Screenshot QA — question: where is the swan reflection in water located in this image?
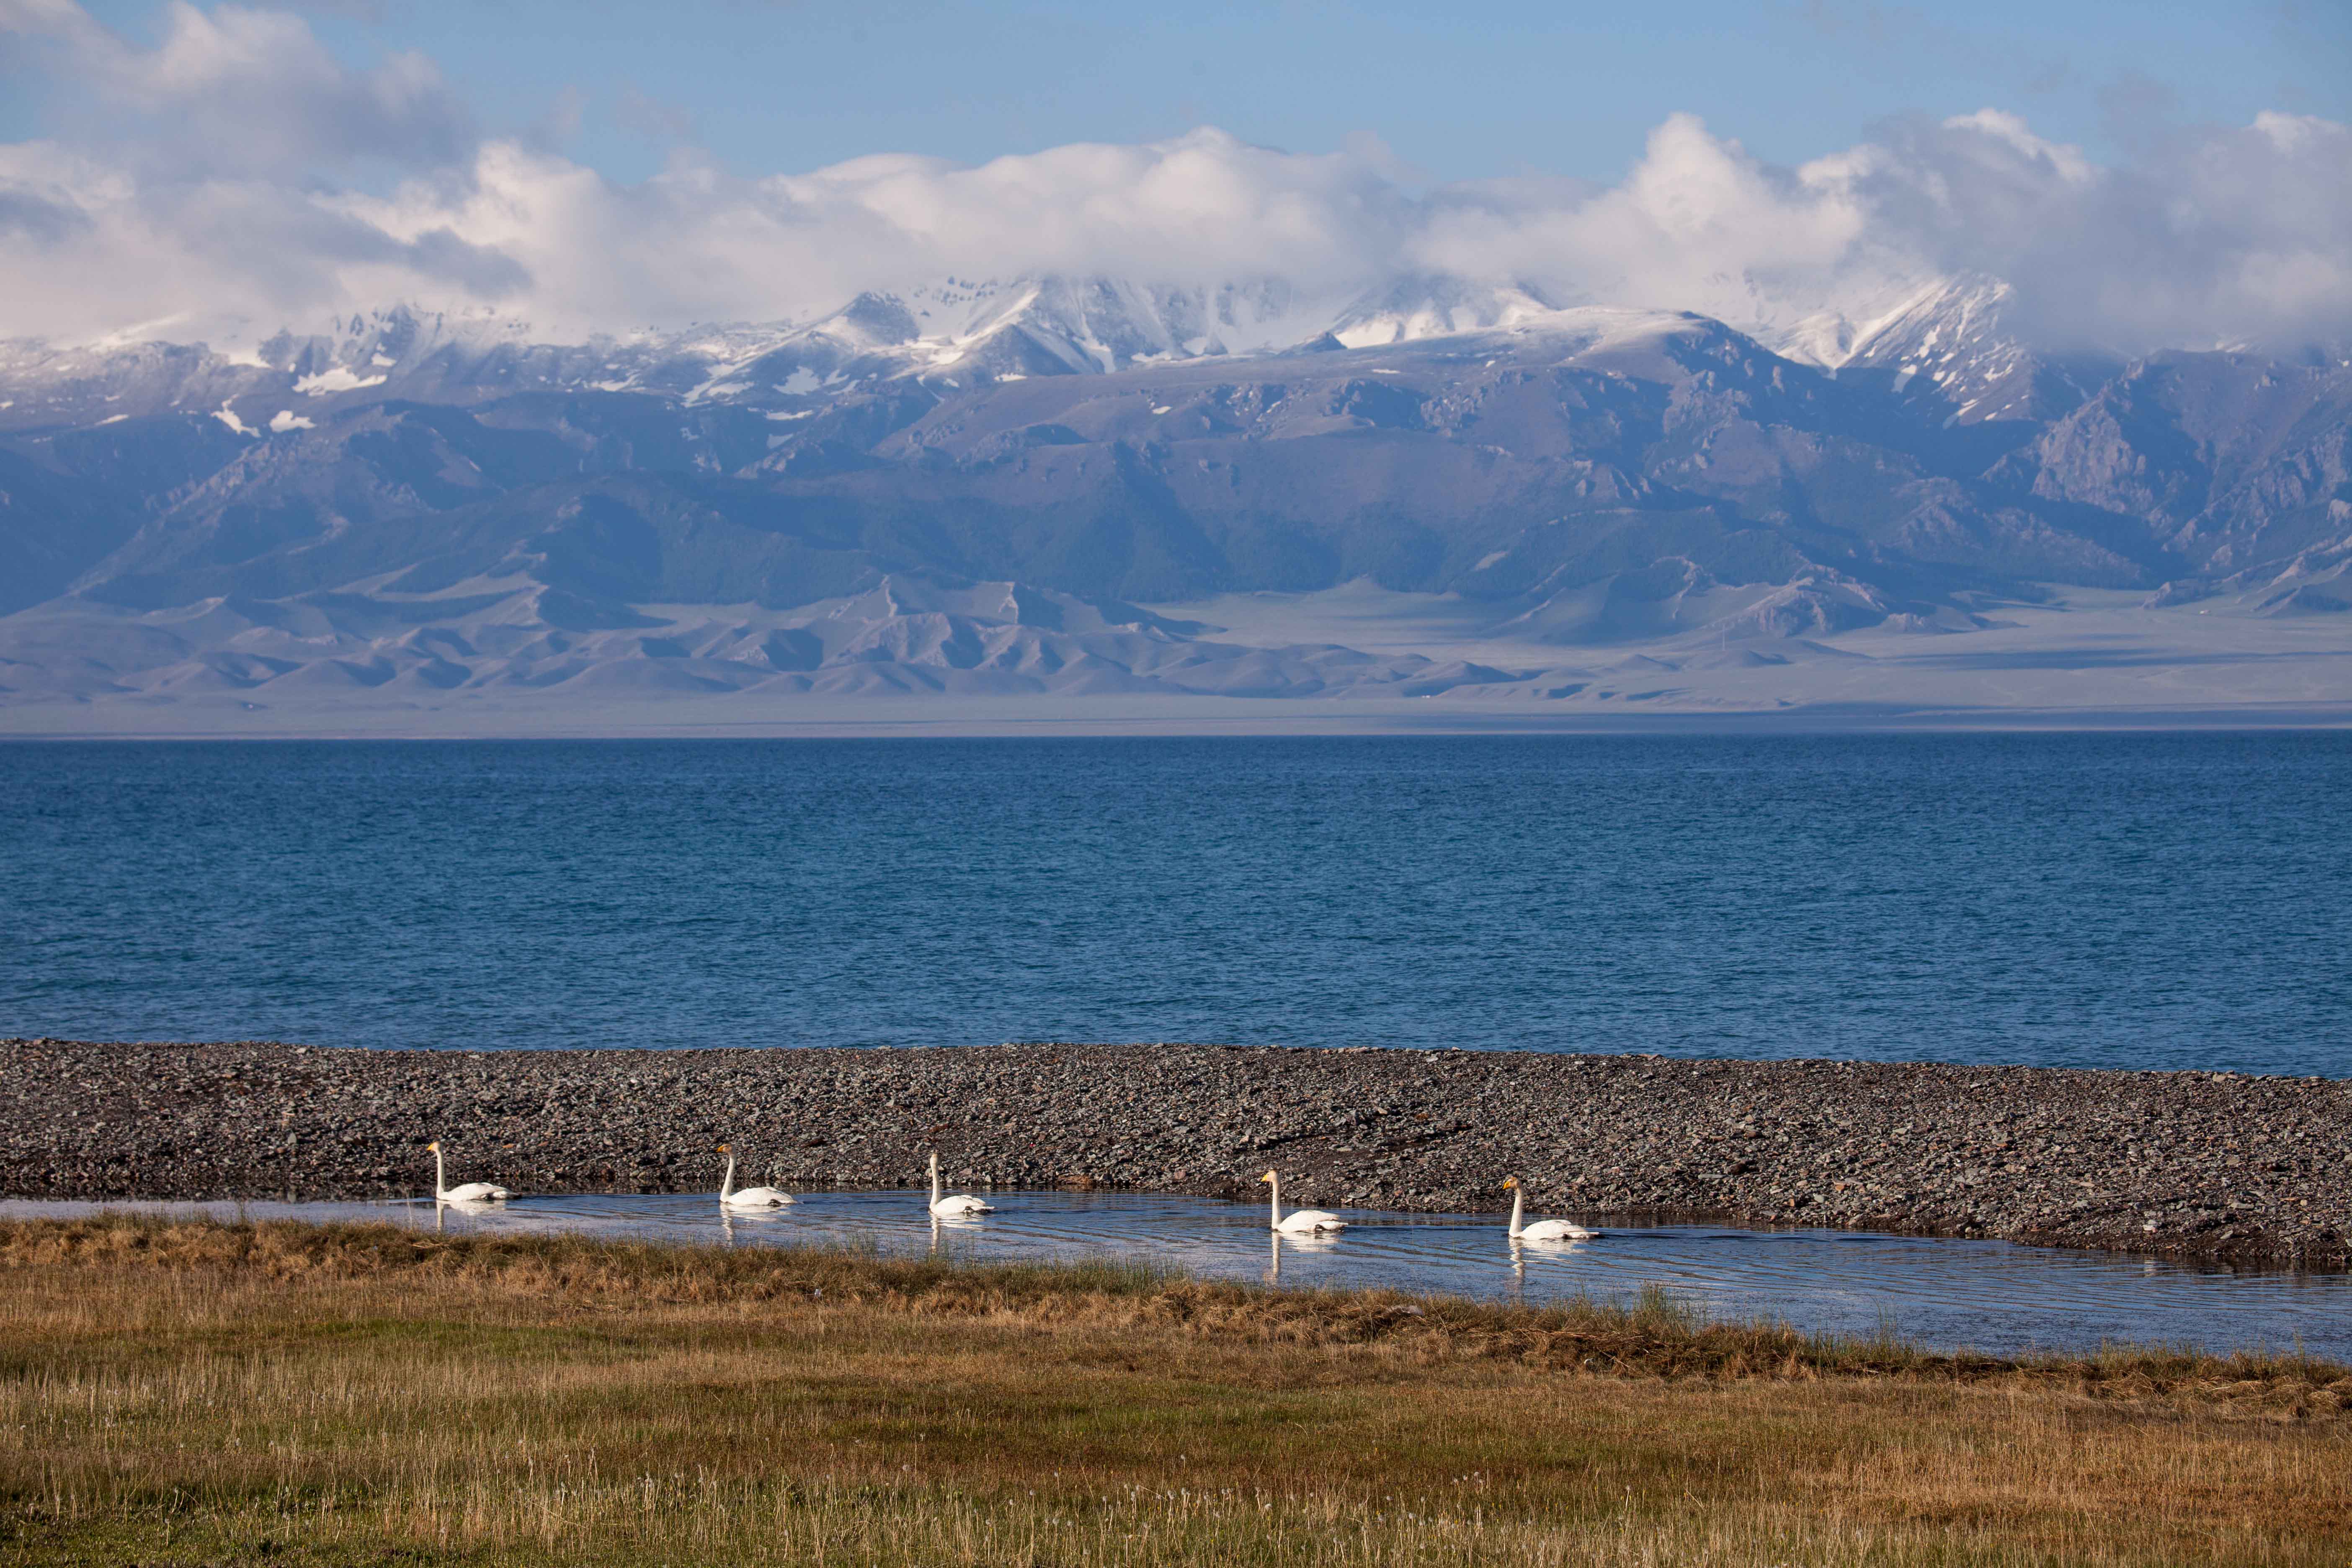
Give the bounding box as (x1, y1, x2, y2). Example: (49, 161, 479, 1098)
(1265, 1228, 1342, 1286)
(930, 1212, 985, 1255)
(1509, 1229, 1598, 1302)
(721, 1208, 794, 1247)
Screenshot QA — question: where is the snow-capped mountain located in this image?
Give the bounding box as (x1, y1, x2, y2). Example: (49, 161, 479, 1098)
(642, 275, 1346, 403)
(1768, 274, 2117, 424)
(0, 275, 1341, 431)
(1326, 275, 1565, 348)
(0, 267, 2089, 433)
(3, 270, 2347, 727)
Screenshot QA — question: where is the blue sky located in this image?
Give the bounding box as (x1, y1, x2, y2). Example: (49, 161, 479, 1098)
(1, 0, 2346, 350)
(27, 0, 2351, 187)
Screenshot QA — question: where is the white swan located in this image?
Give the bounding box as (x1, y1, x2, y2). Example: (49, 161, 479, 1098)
(717, 1144, 794, 1209)
(1260, 1169, 1346, 1233)
(1503, 1176, 1597, 1241)
(427, 1141, 508, 1204)
(928, 1151, 993, 1217)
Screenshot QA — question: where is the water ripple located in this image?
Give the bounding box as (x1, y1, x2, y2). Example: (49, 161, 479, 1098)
(4, 735, 2350, 1073)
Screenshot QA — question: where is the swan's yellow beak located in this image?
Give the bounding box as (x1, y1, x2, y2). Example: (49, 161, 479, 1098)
(1503, 1176, 1518, 1189)
(718, 1143, 731, 1153)
(426, 1141, 438, 1153)
(1259, 1170, 1275, 1184)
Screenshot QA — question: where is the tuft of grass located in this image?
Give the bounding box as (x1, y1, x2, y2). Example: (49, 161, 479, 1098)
(3, 1216, 2348, 1567)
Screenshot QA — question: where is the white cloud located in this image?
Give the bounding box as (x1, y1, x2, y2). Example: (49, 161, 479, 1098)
(1411, 113, 1891, 337)
(1, 0, 2347, 356)
(5, 0, 473, 176)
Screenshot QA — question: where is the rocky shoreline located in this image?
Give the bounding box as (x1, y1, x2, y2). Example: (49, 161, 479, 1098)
(3, 1037, 2344, 1270)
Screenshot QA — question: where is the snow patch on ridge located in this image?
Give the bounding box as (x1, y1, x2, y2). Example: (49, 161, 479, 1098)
(294, 366, 388, 397)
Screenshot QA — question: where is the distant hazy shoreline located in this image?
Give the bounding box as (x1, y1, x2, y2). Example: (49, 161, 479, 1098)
(7, 1038, 2343, 1271)
(5, 700, 2351, 740)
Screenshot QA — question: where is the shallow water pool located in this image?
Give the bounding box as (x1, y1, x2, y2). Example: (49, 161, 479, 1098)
(6, 1190, 2343, 1364)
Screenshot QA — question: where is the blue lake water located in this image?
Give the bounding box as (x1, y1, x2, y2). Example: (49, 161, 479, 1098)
(4, 1191, 2343, 1362)
(3, 733, 2349, 1075)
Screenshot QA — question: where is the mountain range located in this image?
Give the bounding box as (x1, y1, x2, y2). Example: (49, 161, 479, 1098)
(3, 271, 2348, 732)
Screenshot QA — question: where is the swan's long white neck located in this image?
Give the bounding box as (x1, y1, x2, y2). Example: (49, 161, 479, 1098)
(930, 1152, 941, 1205)
(1508, 1187, 1524, 1238)
(432, 1145, 446, 1200)
(721, 1153, 736, 1200)
(1267, 1173, 1281, 1228)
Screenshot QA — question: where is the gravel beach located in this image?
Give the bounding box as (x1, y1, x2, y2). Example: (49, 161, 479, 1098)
(4, 1037, 2343, 1269)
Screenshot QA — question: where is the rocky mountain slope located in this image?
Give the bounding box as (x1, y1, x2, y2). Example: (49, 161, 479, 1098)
(2, 274, 2347, 726)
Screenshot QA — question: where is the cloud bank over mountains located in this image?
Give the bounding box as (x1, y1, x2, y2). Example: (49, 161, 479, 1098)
(2, 0, 2347, 357)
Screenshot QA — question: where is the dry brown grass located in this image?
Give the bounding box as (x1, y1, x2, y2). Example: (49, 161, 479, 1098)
(3, 1216, 2347, 1566)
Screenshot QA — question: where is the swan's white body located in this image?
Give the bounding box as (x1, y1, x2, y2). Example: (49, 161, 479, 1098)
(717, 1146, 793, 1209)
(1261, 1170, 1346, 1233)
(427, 1141, 508, 1204)
(928, 1151, 993, 1216)
(1504, 1178, 1596, 1241)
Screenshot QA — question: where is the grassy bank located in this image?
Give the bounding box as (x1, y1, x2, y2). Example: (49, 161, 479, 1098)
(3, 1218, 2347, 1565)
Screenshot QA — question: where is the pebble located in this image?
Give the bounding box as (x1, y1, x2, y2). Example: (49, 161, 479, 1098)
(3, 1037, 2344, 1270)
